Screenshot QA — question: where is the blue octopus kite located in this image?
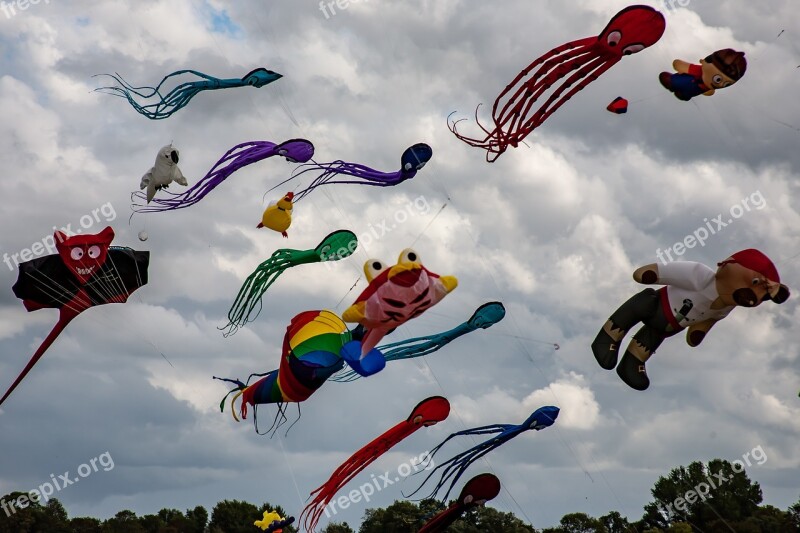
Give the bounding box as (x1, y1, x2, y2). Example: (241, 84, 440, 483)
(406, 406, 560, 500)
(94, 68, 282, 119)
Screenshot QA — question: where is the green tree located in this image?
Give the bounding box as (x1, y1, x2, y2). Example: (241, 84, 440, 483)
(184, 505, 208, 533)
(208, 499, 260, 533)
(70, 516, 103, 532)
(359, 500, 422, 533)
(0, 492, 71, 533)
(789, 496, 800, 529)
(321, 522, 356, 532)
(469, 505, 536, 532)
(641, 459, 762, 529)
(102, 510, 146, 532)
(541, 512, 606, 533)
(599, 511, 631, 533)
(136, 513, 166, 532)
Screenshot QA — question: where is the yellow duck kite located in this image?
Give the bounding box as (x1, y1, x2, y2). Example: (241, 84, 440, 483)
(258, 192, 294, 237)
(254, 510, 294, 532)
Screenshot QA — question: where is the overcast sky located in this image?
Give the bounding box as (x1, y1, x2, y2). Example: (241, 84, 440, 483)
(0, 0, 798, 530)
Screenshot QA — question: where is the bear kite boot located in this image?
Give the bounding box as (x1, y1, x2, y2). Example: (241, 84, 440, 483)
(592, 288, 661, 370)
(616, 337, 653, 391)
(591, 318, 629, 370)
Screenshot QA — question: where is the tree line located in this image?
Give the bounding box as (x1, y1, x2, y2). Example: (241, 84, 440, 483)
(1, 458, 797, 532)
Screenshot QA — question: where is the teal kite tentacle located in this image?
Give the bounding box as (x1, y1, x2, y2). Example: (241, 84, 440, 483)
(93, 68, 282, 120)
(331, 301, 505, 382)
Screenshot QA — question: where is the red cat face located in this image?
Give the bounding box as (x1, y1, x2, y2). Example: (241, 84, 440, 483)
(55, 226, 115, 284)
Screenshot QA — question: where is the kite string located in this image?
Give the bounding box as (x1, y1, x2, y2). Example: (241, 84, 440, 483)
(276, 431, 307, 515)
(415, 182, 608, 523)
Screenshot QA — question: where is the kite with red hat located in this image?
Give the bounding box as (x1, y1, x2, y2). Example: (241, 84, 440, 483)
(591, 249, 789, 390)
(659, 48, 747, 101)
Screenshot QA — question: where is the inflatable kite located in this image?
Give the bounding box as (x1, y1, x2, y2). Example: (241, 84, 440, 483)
(332, 301, 505, 382)
(254, 511, 294, 532)
(140, 144, 188, 203)
(132, 139, 313, 212)
(221, 230, 358, 336)
(341, 247, 458, 377)
(448, 5, 666, 161)
(299, 396, 451, 533)
(0, 227, 149, 406)
(408, 406, 559, 500)
(259, 192, 294, 237)
(592, 249, 789, 390)
(95, 68, 282, 119)
(217, 304, 501, 431)
(268, 143, 433, 202)
(418, 473, 501, 533)
(215, 309, 365, 432)
(606, 96, 628, 114)
(659, 48, 747, 101)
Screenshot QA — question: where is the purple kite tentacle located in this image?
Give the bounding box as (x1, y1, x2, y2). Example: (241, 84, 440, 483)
(266, 143, 433, 202)
(132, 139, 314, 213)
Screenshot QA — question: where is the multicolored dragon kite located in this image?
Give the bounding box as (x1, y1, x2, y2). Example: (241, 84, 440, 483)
(216, 304, 504, 431)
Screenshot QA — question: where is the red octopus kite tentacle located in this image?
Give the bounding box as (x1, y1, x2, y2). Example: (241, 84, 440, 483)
(529, 56, 619, 130)
(300, 396, 449, 532)
(493, 37, 596, 123)
(301, 420, 414, 532)
(496, 48, 598, 142)
(449, 38, 596, 156)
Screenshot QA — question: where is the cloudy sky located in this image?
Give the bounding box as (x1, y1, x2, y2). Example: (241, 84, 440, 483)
(0, 0, 798, 529)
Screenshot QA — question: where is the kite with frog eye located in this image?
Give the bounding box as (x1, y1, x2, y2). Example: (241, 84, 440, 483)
(0, 227, 149, 407)
(592, 249, 789, 390)
(340, 247, 458, 377)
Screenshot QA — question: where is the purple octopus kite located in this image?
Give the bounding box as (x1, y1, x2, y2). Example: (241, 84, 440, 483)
(267, 143, 433, 201)
(132, 139, 314, 213)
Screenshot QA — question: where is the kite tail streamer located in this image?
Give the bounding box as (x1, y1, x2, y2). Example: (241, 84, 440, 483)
(221, 252, 296, 336)
(301, 419, 413, 531)
(221, 231, 358, 336)
(299, 396, 450, 533)
(0, 314, 74, 407)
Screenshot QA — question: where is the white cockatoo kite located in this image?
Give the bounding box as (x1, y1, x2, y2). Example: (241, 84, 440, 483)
(140, 144, 188, 203)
